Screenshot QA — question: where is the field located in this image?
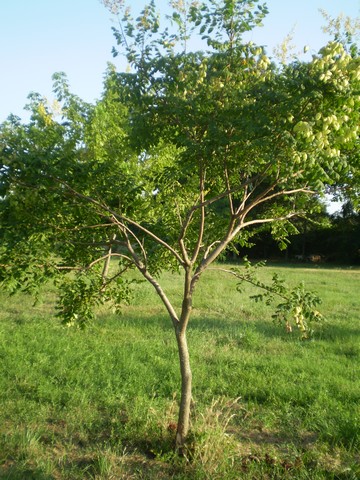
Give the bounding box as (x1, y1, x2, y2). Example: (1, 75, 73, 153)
(0, 264, 359, 479)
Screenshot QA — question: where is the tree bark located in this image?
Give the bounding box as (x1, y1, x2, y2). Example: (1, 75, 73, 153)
(175, 328, 192, 452)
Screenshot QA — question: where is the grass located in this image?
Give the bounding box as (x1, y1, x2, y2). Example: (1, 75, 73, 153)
(0, 263, 359, 479)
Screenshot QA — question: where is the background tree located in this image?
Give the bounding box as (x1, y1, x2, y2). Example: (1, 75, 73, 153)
(1, 0, 359, 450)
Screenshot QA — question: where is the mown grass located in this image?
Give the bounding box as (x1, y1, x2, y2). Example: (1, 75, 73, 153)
(0, 264, 359, 479)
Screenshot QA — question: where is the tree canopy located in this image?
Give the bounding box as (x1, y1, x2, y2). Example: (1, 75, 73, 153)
(0, 0, 359, 449)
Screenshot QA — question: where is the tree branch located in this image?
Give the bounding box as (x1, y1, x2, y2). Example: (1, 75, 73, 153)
(190, 165, 206, 264)
(120, 230, 180, 328)
(207, 267, 288, 301)
(237, 187, 313, 222)
(111, 216, 149, 269)
(223, 149, 235, 215)
(57, 178, 186, 267)
(86, 252, 132, 270)
(240, 211, 299, 229)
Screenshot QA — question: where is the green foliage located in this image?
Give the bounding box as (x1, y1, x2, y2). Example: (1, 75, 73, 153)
(272, 283, 323, 338)
(234, 259, 324, 338)
(55, 270, 134, 327)
(191, 0, 269, 51)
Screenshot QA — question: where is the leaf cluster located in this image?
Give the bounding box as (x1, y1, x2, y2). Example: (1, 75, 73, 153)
(234, 259, 324, 338)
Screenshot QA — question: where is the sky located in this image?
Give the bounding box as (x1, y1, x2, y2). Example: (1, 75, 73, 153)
(0, 0, 359, 123)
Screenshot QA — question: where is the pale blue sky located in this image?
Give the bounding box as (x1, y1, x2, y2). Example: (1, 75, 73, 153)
(0, 0, 359, 122)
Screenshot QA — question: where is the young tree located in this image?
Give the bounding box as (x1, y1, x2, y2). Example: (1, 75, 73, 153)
(1, 0, 359, 450)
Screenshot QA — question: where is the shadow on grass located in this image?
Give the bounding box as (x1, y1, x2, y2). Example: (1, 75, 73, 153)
(100, 310, 281, 342)
(0, 466, 54, 480)
(107, 306, 359, 346)
(221, 260, 360, 271)
(99, 310, 308, 345)
(317, 322, 360, 342)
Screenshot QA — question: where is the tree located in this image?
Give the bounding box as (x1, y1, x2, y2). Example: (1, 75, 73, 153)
(320, 9, 360, 210)
(1, 0, 359, 451)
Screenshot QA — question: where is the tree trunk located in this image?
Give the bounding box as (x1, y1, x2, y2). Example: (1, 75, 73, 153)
(175, 328, 192, 452)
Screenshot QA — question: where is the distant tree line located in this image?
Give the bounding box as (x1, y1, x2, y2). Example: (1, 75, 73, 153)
(232, 201, 360, 264)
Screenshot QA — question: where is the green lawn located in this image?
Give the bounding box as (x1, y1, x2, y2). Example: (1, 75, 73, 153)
(0, 264, 359, 479)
